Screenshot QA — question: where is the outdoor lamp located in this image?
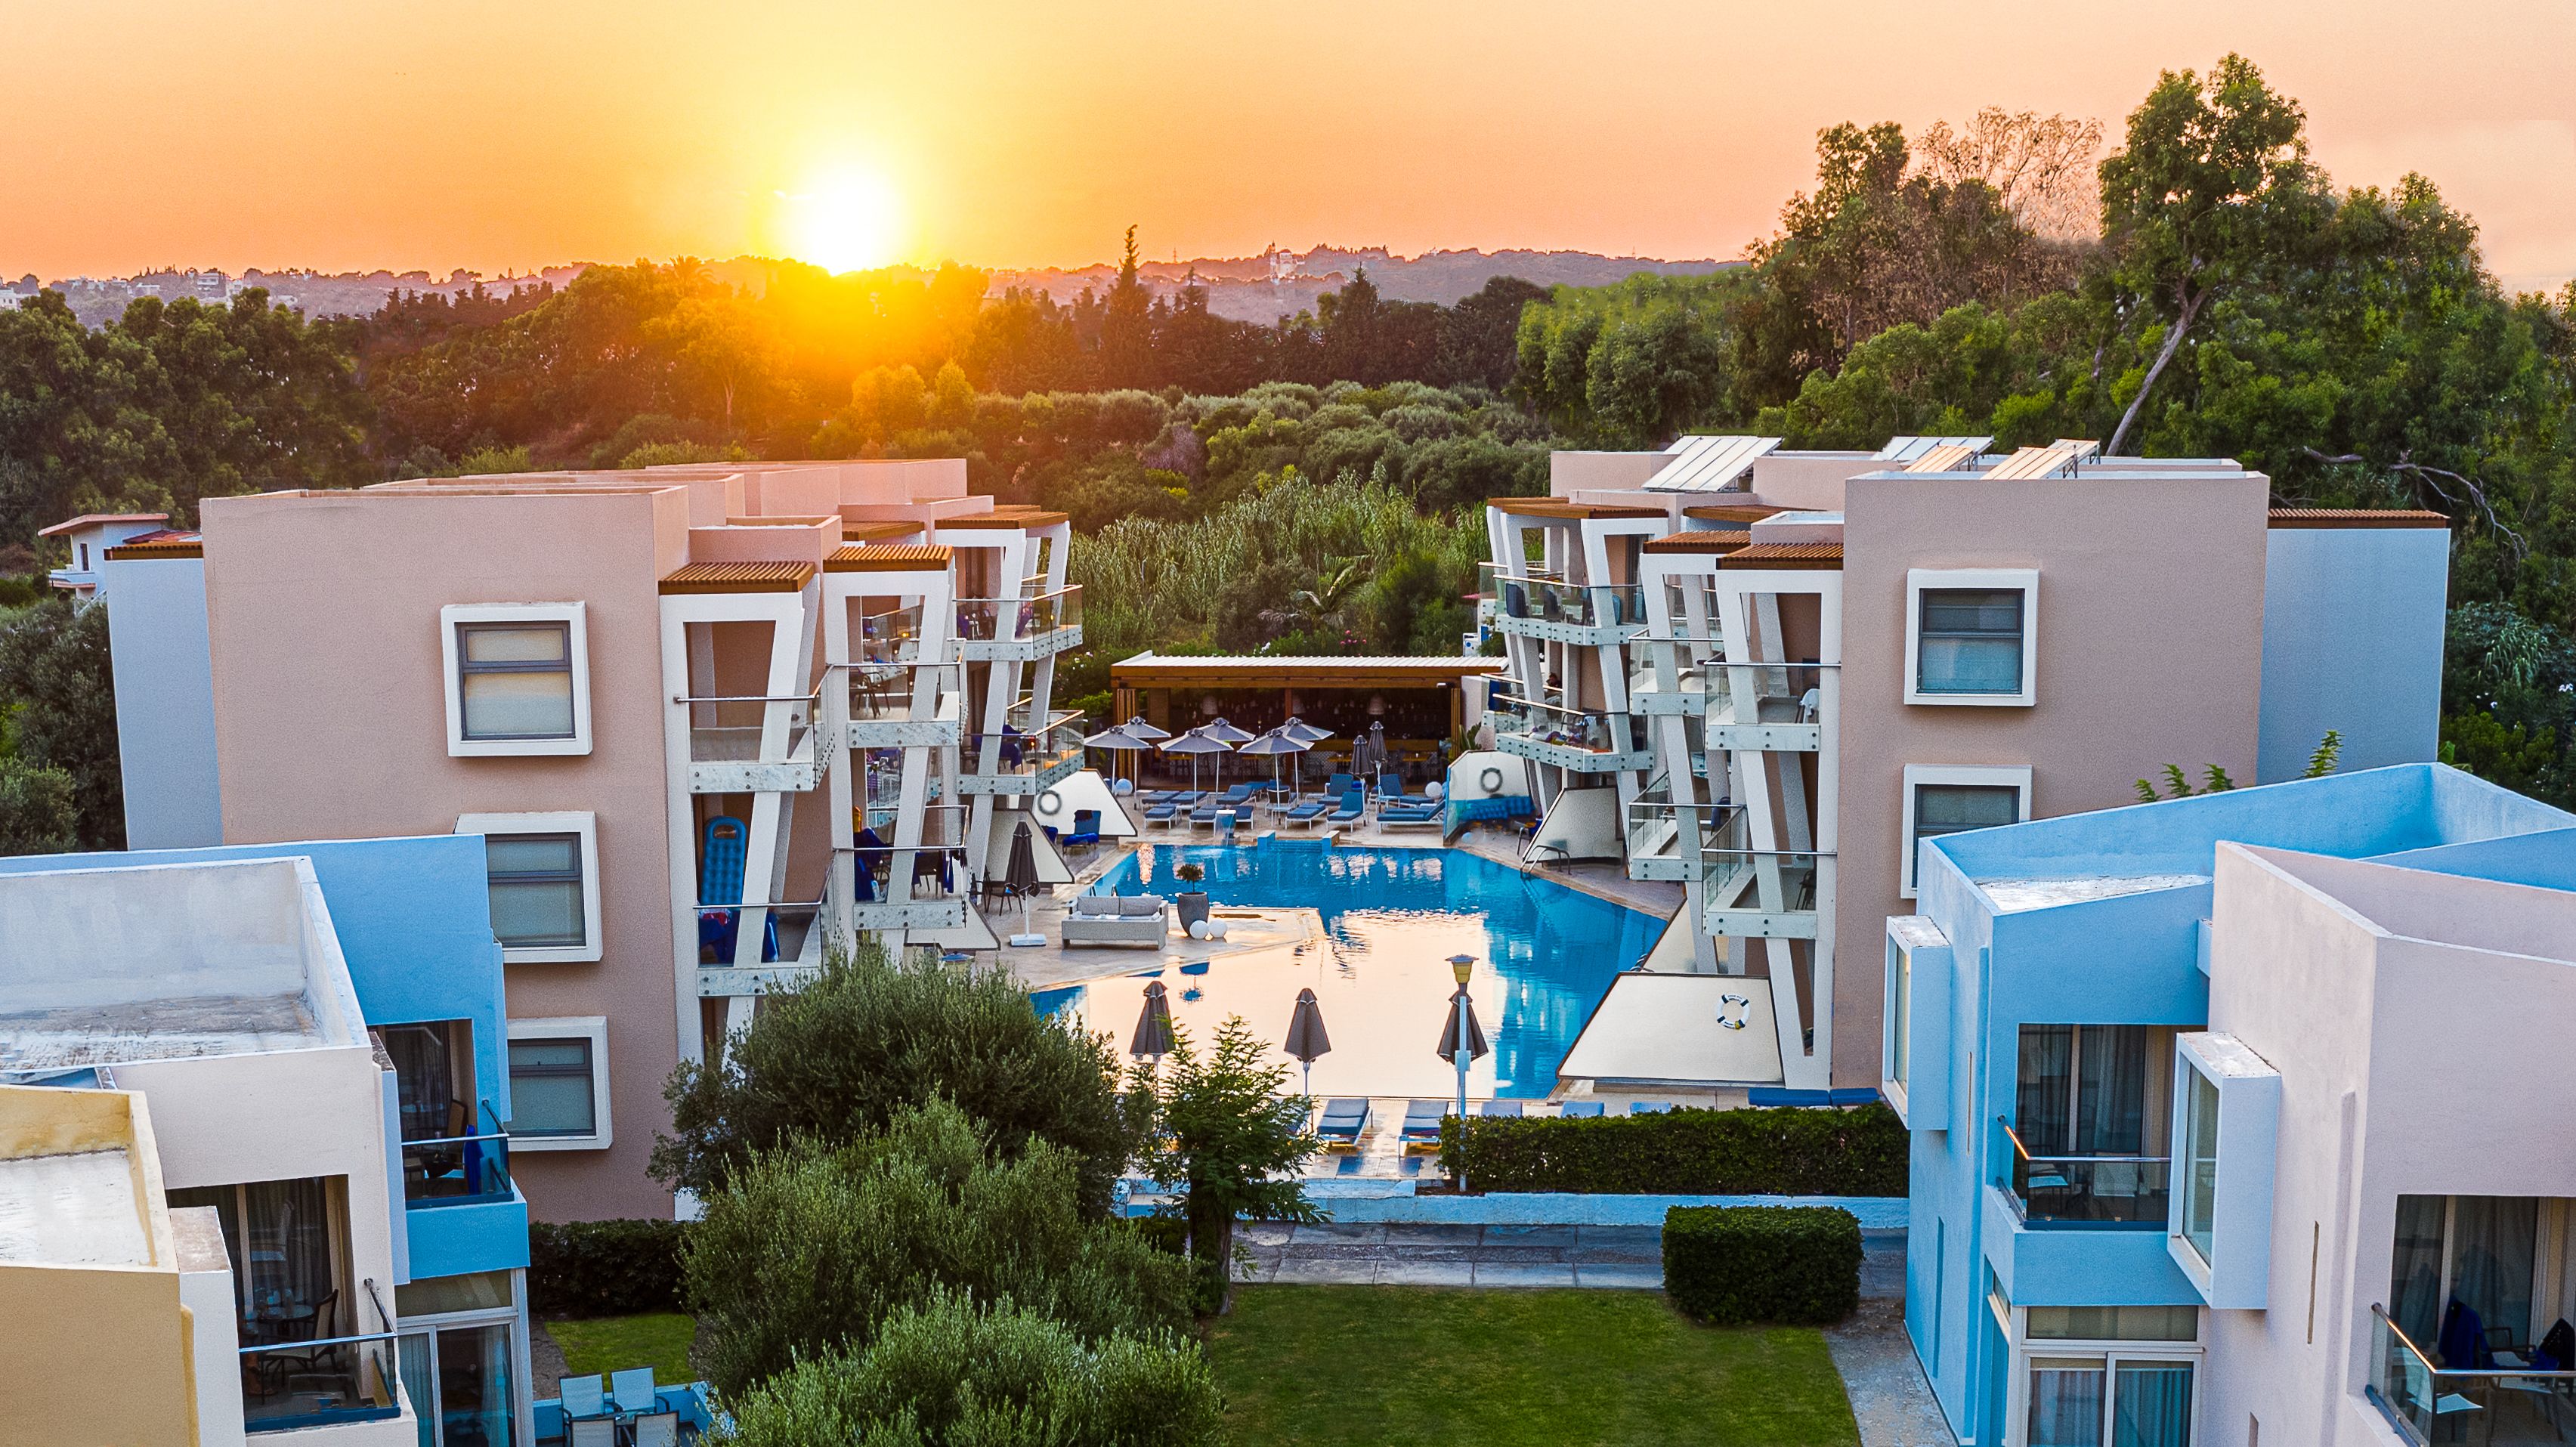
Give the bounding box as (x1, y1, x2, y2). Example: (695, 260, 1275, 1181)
(1449, 954, 1475, 988)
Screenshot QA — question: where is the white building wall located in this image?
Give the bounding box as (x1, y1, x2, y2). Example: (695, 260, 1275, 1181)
(101, 554, 224, 847)
(2258, 527, 2448, 784)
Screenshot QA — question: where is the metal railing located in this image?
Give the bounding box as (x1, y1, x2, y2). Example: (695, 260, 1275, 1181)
(678, 684, 830, 768)
(1706, 658, 1835, 720)
(1625, 794, 1740, 867)
(400, 1105, 512, 1208)
(1695, 809, 1826, 918)
(1995, 1121, 2170, 1228)
(696, 894, 826, 966)
(842, 660, 960, 724)
(842, 840, 972, 904)
(1480, 564, 1644, 630)
(852, 606, 927, 666)
(1485, 696, 1649, 754)
(2371, 1303, 2576, 1443)
(966, 713, 1086, 777)
(955, 586, 1082, 644)
(240, 1281, 400, 1432)
(1661, 577, 1725, 640)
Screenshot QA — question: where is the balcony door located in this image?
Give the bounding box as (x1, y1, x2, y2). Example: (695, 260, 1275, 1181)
(2026, 1356, 2194, 1446)
(2390, 1194, 2546, 1363)
(2017, 1025, 2176, 1158)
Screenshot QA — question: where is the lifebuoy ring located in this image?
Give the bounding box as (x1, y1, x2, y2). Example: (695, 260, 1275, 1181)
(1477, 765, 1505, 795)
(1036, 790, 1065, 816)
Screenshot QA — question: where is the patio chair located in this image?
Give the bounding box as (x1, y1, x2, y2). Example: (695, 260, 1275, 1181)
(1280, 798, 1329, 830)
(630, 1413, 682, 1447)
(559, 1375, 609, 1421)
(1314, 1098, 1369, 1146)
(1378, 800, 1442, 830)
(1477, 1099, 1524, 1118)
(1326, 793, 1365, 826)
(1065, 809, 1101, 849)
(1557, 1100, 1604, 1118)
(611, 1368, 659, 1415)
(1399, 1099, 1449, 1148)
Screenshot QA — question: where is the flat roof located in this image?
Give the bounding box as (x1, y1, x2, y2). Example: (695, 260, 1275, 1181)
(37, 513, 165, 537)
(824, 544, 952, 573)
(1642, 530, 1752, 555)
(1488, 498, 1666, 521)
(1723, 543, 1843, 570)
(2268, 508, 2449, 529)
(659, 561, 816, 594)
(1113, 651, 1506, 688)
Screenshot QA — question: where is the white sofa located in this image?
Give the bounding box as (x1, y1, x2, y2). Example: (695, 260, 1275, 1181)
(1063, 894, 1170, 948)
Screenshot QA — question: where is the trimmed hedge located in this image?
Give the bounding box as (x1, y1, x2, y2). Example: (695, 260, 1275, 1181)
(1663, 1204, 1862, 1325)
(1436, 1102, 1906, 1196)
(528, 1219, 694, 1319)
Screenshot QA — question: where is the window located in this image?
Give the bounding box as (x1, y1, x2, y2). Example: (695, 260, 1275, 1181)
(505, 1016, 610, 1150)
(165, 1176, 345, 1326)
(457, 812, 601, 963)
(2166, 1032, 2281, 1309)
(1906, 569, 2037, 706)
(2026, 1305, 2198, 1341)
(2026, 1358, 2194, 1447)
(1889, 943, 1910, 1091)
(2179, 1066, 2220, 1265)
(1900, 765, 2031, 896)
(440, 603, 591, 756)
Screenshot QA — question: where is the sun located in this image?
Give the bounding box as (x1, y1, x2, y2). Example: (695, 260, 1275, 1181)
(784, 166, 906, 274)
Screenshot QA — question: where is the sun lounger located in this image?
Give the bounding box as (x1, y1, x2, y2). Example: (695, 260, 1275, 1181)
(1477, 1099, 1524, 1118)
(1280, 799, 1329, 830)
(1315, 1098, 1369, 1146)
(1557, 1100, 1604, 1118)
(1399, 1099, 1449, 1147)
(1378, 802, 1443, 829)
(1143, 802, 1177, 824)
(1627, 1101, 1677, 1115)
(1326, 793, 1365, 825)
(1189, 802, 1223, 830)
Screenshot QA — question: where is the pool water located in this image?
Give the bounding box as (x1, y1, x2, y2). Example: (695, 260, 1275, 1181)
(1048, 840, 1664, 1099)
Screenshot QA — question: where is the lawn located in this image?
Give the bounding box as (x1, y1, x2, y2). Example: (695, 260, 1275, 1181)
(1205, 1287, 1858, 1447)
(545, 1313, 697, 1385)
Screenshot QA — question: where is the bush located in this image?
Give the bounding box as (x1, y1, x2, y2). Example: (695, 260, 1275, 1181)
(1662, 1204, 1862, 1326)
(685, 1099, 1190, 1396)
(710, 1294, 1224, 1447)
(1437, 1102, 1906, 1196)
(527, 1219, 693, 1319)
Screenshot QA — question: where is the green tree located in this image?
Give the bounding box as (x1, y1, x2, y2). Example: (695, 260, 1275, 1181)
(0, 597, 121, 849)
(683, 1099, 1189, 1396)
(653, 948, 1140, 1214)
(1136, 1019, 1321, 1315)
(710, 1294, 1223, 1447)
(0, 758, 78, 855)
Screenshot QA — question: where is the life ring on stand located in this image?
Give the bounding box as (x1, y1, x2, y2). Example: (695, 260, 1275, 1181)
(1036, 789, 1065, 817)
(1477, 765, 1505, 795)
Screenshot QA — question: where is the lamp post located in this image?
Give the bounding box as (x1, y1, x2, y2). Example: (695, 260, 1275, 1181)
(1436, 953, 1486, 1193)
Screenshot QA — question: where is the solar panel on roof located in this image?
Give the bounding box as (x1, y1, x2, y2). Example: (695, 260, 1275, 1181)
(1873, 434, 1994, 462)
(1642, 435, 1782, 492)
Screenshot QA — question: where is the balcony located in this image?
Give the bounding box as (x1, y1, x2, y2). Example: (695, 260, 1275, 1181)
(679, 684, 840, 793)
(852, 605, 927, 666)
(1488, 697, 1654, 773)
(2372, 1304, 2576, 1445)
(1995, 1120, 2171, 1229)
(843, 660, 962, 748)
(1480, 564, 1646, 646)
(399, 1106, 529, 1280)
(846, 839, 972, 932)
(1704, 660, 1831, 752)
(240, 1282, 404, 1433)
(959, 713, 1085, 795)
(401, 1110, 512, 1210)
(1625, 794, 1737, 883)
(1699, 818, 1828, 939)
(696, 892, 825, 994)
(955, 586, 1082, 660)
(1657, 576, 1722, 642)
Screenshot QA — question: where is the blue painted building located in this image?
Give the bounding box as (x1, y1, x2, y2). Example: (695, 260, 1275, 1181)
(1884, 764, 2574, 1444)
(0, 834, 533, 1447)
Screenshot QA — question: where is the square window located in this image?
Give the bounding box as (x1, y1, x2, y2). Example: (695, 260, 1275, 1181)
(441, 603, 591, 756)
(487, 833, 585, 948)
(504, 1016, 610, 1149)
(2179, 1066, 2221, 1265)
(1905, 570, 2036, 706)
(1900, 765, 2030, 898)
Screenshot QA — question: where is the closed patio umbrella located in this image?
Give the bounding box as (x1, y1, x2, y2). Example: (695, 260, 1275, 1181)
(1237, 727, 1312, 800)
(1131, 980, 1176, 1062)
(1436, 957, 1489, 1189)
(1284, 987, 1331, 1097)
(1158, 727, 1233, 793)
(1001, 818, 1042, 941)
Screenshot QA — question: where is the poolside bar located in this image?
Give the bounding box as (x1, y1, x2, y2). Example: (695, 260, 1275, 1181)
(1109, 651, 1507, 778)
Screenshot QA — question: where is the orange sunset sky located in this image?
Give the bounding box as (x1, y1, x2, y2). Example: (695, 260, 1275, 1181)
(7, 0, 2574, 291)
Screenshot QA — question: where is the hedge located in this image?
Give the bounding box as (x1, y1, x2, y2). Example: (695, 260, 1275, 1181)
(1436, 1102, 1906, 1196)
(1663, 1204, 1862, 1325)
(527, 1219, 694, 1319)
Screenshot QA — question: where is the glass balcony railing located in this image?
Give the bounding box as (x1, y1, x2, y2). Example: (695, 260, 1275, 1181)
(955, 586, 1082, 645)
(1660, 577, 1724, 640)
(1485, 695, 1649, 755)
(696, 894, 824, 967)
(400, 1106, 512, 1208)
(1996, 1121, 2170, 1228)
(2371, 1303, 2576, 1443)
(679, 685, 833, 771)
(843, 660, 960, 725)
(1480, 564, 1646, 630)
(843, 838, 971, 907)
(240, 1283, 401, 1433)
(1625, 795, 1739, 868)
(966, 713, 1086, 778)
(852, 606, 926, 666)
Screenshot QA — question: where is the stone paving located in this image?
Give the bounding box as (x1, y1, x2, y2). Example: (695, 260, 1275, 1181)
(1242, 1220, 1668, 1289)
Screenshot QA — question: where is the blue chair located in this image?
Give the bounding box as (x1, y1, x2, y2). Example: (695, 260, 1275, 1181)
(1315, 1098, 1368, 1145)
(1477, 1099, 1524, 1118)
(559, 1374, 608, 1421)
(1143, 802, 1177, 825)
(1066, 809, 1101, 849)
(1557, 1101, 1604, 1118)
(1399, 1099, 1449, 1146)
(1281, 799, 1328, 830)
(1327, 793, 1365, 825)
(610, 1368, 658, 1415)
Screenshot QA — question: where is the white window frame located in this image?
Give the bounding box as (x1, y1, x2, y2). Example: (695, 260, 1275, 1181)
(456, 812, 602, 963)
(1900, 764, 2032, 897)
(1905, 568, 2038, 707)
(2005, 1338, 2203, 1447)
(441, 602, 592, 757)
(503, 1016, 611, 1152)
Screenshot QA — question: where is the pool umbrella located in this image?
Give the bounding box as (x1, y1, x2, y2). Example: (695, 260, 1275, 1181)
(1002, 817, 1041, 939)
(1238, 727, 1311, 801)
(1158, 727, 1233, 793)
(1085, 722, 1152, 790)
(1124, 715, 1172, 741)
(1436, 957, 1488, 1189)
(1281, 716, 1334, 744)
(1284, 988, 1331, 1097)
(1203, 716, 1257, 744)
(1130, 980, 1175, 1062)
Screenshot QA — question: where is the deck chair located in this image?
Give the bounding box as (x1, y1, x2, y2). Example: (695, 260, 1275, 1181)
(696, 815, 778, 963)
(1628, 1101, 1677, 1115)
(1280, 798, 1329, 830)
(1314, 1098, 1368, 1146)
(1189, 801, 1223, 830)
(1557, 1100, 1604, 1118)
(1399, 1099, 1449, 1147)
(558, 1375, 608, 1422)
(609, 1368, 657, 1415)
(1477, 1099, 1524, 1118)
(1327, 792, 1365, 825)
(1066, 809, 1101, 849)
(629, 1414, 681, 1447)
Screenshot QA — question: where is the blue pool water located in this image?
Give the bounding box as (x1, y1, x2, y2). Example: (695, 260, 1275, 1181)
(1072, 839, 1662, 1098)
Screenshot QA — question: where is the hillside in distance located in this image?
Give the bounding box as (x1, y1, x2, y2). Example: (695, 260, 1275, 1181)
(985, 244, 1739, 323)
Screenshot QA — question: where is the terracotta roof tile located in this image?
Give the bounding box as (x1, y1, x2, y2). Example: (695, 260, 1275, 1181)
(1721, 543, 1843, 570)
(1642, 530, 1754, 555)
(2267, 508, 2449, 529)
(659, 561, 816, 594)
(825, 544, 954, 572)
(1487, 497, 1667, 521)
(101, 530, 203, 561)
(940, 507, 1071, 530)
(840, 519, 924, 543)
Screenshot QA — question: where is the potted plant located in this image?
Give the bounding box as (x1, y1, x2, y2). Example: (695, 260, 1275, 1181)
(1172, 861, 1211, 931)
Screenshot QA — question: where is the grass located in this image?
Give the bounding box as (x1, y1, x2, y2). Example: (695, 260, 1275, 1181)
(545, 1313, 697, 1385)
(1205, 1286, 1859, 1447)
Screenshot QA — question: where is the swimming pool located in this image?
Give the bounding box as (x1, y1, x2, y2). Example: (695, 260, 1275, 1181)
(1050, 840, 1664, 1099)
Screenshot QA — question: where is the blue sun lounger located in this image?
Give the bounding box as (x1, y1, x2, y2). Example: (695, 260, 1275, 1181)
(1280, 798, 1329, 830)
(1557, 1100, 1604, 1118)
(1315, 1098, 1368, 1146)
(1143, 801, 1178, 824)
(1326, 792, 1365, 826)
(1399, 1099, 1449, 1147)
(1477, 1099, 1524, 1118)
(1628, 1101, 1677, 1115)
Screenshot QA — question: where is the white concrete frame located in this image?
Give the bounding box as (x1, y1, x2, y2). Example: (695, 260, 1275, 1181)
(454, 811, 602, 963)
(1897, 764, 2033, 898)
(1903, 567, 2039, 707)
(503, 1015, 611, 1152)
(439, 602, 594, 756)
(821, 560, 960, 960)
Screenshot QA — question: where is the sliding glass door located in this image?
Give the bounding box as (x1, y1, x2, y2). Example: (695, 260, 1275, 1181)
(2025, 1356, 2194, 1446)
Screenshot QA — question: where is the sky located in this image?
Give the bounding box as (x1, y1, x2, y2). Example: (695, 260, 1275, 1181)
(7, 0, 2574, 292)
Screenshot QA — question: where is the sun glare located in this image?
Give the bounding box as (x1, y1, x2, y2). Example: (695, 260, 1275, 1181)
(785, 166, 905, 274)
